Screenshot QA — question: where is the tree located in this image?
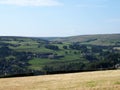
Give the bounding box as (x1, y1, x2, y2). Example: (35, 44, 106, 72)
(63, 46, 68, 49)
(45, 45, 59, 50)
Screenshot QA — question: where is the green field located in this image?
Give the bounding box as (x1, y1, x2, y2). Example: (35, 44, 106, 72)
(49, 34, 120, 46)
(0, 34, 120, 77)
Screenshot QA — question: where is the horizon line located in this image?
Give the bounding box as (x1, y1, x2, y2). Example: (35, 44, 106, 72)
(0, 33, 120, 38)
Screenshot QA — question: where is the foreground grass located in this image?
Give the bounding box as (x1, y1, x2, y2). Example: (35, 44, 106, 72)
(0, 70, 120, 90)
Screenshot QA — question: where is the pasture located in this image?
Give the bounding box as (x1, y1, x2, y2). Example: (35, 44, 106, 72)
(0, 70, 120, 90)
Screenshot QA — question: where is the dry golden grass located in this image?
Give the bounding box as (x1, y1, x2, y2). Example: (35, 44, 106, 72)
(0, 70, 120, 90)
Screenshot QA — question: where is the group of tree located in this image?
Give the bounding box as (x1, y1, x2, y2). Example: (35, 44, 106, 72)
(42, 52, 120, 74)
(45, 44, 59, 50)
(0, 40, 120, 77)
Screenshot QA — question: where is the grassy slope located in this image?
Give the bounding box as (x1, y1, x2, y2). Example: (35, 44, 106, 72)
(50, 34, 120, 46)
(0, 37, 83, 70)
(0, 70, 120, 90)
(0, 34, 120, 70)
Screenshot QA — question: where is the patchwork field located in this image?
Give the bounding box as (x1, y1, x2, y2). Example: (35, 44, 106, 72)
(0, 36, 120, 77)
(0, 70, 120, 90)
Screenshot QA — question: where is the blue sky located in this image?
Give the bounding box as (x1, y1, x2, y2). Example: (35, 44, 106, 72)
(0, 0, 120, 37)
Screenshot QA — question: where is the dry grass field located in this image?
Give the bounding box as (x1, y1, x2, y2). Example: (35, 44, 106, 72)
(0, 70, 120, 90)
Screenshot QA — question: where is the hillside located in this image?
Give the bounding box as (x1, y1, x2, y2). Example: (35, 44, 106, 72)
(0, 70, 120, 90)
(0, 34, 120, 77)
(49, 34, 120, 46)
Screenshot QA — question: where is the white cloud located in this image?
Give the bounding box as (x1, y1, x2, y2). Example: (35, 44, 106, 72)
(0, 0, 63, 6)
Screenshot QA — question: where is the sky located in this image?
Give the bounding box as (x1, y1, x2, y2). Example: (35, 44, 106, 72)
(0, 0, 120, 37)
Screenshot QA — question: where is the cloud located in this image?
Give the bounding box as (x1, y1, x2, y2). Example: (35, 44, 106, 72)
(0, 0, 63, 6)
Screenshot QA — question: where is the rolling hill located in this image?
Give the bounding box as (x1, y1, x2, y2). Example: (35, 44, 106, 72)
(47, 34, 120, 46)
(0, 34, 120, 77)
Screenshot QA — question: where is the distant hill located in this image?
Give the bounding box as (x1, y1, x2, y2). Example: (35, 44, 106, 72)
(48, 34, 120, 46)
